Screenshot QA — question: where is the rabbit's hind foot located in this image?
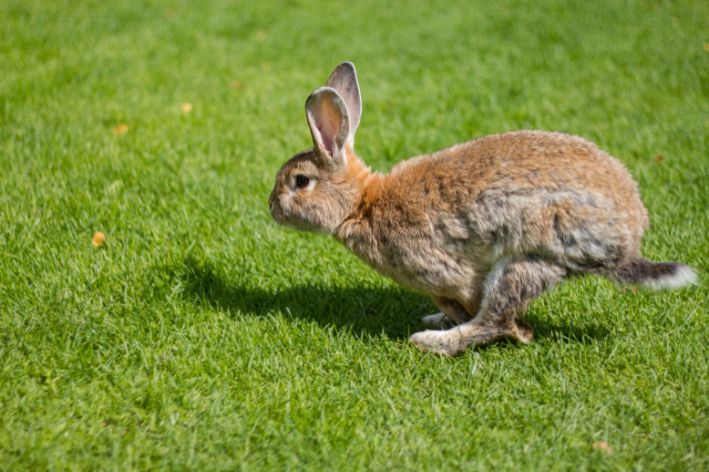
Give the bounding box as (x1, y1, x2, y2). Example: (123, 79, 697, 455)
(411, 255, 565, 355)
(410, 318, 530, 356)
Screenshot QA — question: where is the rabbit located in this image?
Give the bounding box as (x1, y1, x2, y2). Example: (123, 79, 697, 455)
(268, 62, 697, 356)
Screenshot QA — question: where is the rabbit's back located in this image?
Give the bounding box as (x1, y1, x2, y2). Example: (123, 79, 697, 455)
(340, 131, 650, 294)
(388, 130, 646, 224)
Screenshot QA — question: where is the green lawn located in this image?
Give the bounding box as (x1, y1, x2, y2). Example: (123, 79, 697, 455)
(1, 0, 708, 470)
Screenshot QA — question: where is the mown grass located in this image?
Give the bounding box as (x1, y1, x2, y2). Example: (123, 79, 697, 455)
(1, 0, 708, 470)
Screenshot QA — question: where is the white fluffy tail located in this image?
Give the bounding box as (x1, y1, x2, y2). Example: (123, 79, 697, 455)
(612, 256, 697, 291)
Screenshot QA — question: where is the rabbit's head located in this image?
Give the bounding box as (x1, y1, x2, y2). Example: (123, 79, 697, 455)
(269, 62, 370, 234)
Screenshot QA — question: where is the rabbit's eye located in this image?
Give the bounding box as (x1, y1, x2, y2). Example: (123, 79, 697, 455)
(295, 175, 310, 189)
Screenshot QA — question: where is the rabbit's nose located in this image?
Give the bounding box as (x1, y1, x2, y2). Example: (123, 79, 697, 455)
(268, 187, 281, 210)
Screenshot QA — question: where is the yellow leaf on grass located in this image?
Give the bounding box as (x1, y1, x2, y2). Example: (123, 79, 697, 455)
(181, 102, 193, 113)
(112, 123, 129, 135)
(592, 441, 612, 455)
(704, 43, 709, 52)
(92, 232, 107, 247)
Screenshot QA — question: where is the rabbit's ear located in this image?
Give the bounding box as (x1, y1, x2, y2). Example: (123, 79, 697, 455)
(305, 87, 350, 166)
(325, 62, 362, 141)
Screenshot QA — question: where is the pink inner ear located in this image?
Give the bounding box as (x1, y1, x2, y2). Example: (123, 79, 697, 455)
(315, 96, 340, 156)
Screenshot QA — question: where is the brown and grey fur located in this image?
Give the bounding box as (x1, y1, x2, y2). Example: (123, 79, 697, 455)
(269, 62, 697, 356)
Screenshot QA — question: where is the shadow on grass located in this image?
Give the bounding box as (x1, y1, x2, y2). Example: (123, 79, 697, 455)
(176, 259, 427, 340)
(173, 258, 609, 345)
(526, 315, 611, 345)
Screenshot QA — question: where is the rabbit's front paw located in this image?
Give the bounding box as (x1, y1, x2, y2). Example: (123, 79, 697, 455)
(421, 313, 453, 329)
(409, 330, 462, 356)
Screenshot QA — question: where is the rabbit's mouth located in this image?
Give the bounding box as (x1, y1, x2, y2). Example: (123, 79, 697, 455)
(270, 202, 332, 235)
(269, 200, 300, 230)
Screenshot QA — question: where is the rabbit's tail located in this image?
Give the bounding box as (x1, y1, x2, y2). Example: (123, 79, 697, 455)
(611, 255, 697, 290)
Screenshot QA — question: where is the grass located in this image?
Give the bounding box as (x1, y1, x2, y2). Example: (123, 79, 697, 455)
(1, 0, 708, 470)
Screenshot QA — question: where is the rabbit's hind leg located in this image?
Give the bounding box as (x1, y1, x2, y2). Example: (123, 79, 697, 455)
(410, 256, 566, 356)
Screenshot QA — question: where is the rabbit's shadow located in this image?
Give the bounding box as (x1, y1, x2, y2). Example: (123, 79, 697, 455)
(177, 259, 610, 345)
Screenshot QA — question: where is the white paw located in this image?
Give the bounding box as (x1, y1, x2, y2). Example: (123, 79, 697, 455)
(410, 330, 457, 356)
(421, 313, 449, 329)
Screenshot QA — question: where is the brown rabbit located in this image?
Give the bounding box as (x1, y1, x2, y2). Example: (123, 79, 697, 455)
(269, 62, 696, 356)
